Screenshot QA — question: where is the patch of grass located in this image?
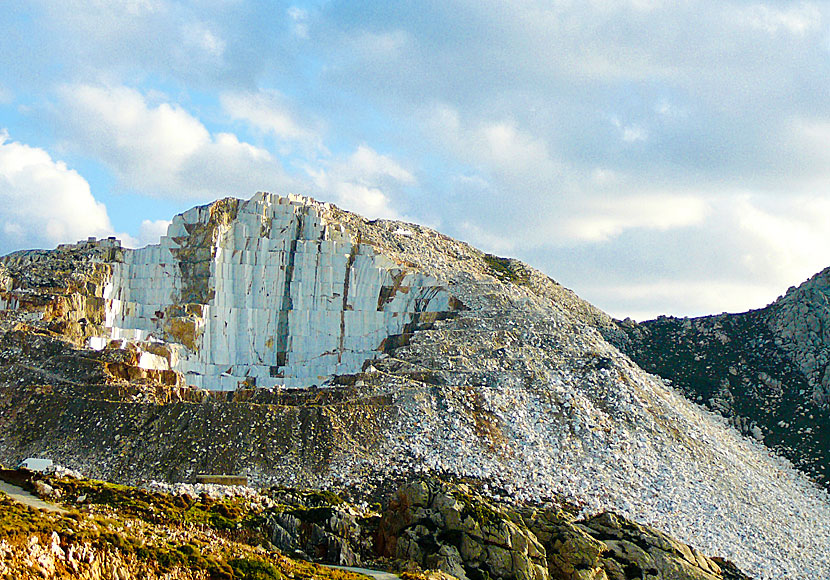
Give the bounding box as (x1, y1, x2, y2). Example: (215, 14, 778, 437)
(230, 557, 283, 580)
(44, 476, 263, 535)
(0, 480, 370, 580)
(483, 254, 529, 285)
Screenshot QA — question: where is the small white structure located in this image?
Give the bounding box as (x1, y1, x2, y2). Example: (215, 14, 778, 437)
(18, 458, 53, 472)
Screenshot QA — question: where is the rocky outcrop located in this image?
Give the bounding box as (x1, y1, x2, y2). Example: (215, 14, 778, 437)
(375, 479, 747, 580)
(617, 285, 830, 488)
(378, 479, 548, 580)
(0, 471, 751, 580)
(2, 193, 830, 579)
(103, 193, 458, 390)
(261, 488, 374, 566)
(767, 269, 830, 404)
(568, 512, 734, 580)
(0, 237, 120, 348)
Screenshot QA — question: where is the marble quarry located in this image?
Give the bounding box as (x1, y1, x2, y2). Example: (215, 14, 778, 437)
(96, 193, 454, 390)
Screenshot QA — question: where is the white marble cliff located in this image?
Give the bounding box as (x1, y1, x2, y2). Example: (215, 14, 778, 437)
(96, 193, 452, 390)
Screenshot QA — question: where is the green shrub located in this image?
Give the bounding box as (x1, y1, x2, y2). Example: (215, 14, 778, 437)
(229, 557, 283, 580)
(483, 254, 529, 284)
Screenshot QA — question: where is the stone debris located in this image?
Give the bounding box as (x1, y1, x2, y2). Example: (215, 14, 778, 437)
(0, 192, 829, 579)
(618, 285, 830, 487)
(145, 479, 260, 501)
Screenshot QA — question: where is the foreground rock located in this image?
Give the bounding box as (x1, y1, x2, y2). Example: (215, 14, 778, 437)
(0, 193, 828, 578)
(0, 471, 750, 580)
(377, 479, 749, 580)
(0, 470, 370, 580)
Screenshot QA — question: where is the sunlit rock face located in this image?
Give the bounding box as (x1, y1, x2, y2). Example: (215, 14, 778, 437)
(101, 193, 452, 389)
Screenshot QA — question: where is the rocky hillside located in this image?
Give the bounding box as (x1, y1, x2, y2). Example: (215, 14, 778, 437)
(617, 269, 830, 489)
(0, 469, 750, 580)
(0, 193, 829, 578)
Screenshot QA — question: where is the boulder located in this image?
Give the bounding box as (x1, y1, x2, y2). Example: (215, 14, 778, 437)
(379, 479, 549, 580)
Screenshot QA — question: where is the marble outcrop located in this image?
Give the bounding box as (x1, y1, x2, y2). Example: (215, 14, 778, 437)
(97, 193, 454, 390)
(3, 192, 830, 579)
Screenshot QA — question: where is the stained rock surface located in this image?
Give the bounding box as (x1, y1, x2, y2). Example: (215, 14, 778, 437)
(101, 195, 456, 389)
(376, 478, 748, 580)
(0, 193, 829, 579)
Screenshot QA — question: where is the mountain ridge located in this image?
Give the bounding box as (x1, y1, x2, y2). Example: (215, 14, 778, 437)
(617, 266, 830, 489)
(0, 192, 829, 579)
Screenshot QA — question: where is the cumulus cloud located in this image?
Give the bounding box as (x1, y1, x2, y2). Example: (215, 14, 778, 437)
(737, 3, 822, 36)
(561, 194, 709, 242)
(19, 1, 247, 87)
(584, 280, 783, 322)
(4, 1, 830, 317)
(220, 90, 321, 148)
(307, 145, 415, 219)
(0, 131, 114, 252)
(136, 219, 171, 248)
(181, 22, 226, 58)
(427, 106, 558, 178)
(59, 84, 299, 199)
(525, 192, 830, 320)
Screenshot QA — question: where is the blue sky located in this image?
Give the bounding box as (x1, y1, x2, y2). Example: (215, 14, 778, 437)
(0, 0, 828, 320)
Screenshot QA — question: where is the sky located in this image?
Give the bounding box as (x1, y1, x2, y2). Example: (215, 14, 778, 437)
(0, 1, 828, 321)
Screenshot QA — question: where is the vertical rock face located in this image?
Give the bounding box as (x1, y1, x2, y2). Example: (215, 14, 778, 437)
(101, 193, 454, 389)
(766, 269, 830, 405)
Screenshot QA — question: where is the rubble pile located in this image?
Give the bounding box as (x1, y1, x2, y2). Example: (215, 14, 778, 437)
(0, 193, 829, 579)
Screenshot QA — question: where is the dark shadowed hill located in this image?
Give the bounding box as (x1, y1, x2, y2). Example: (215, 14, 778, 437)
(616, 269, 830, 489)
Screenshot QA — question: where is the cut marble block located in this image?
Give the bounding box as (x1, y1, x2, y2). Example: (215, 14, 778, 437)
(101, 194, 455, 390)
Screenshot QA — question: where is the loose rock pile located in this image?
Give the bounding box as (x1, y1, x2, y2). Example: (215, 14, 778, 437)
(618, 278, 830, 488)
(1, 193, 829, 579)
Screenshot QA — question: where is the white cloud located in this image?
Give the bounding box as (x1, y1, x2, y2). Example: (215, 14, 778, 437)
(585, 280, 784, 321)
(457, 221, 517, 254)
(346, 145, 415, 184)
(182, 22, 226, 58)
(0, 131, 114, 252)
(287, 6, 309, 39)
(6, 0, 830, 319)
(729, 194, 830, 284)
(307, 145, 414, 219)
(610, 117, 649, 143)
(430, 106, 555, 173)
(563, 194, 709, 242)
(59, 84, 298, 199)
(738, 3, 822, 36)
(544, 192, 830, 319)
(220, 90, 320, 146)
(60, 0, 165, 18)
(136, 219, 171, 247)
(350, 29, 409, 60)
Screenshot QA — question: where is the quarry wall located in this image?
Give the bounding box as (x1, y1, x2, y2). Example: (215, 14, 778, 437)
(98, 193, 453, 389)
